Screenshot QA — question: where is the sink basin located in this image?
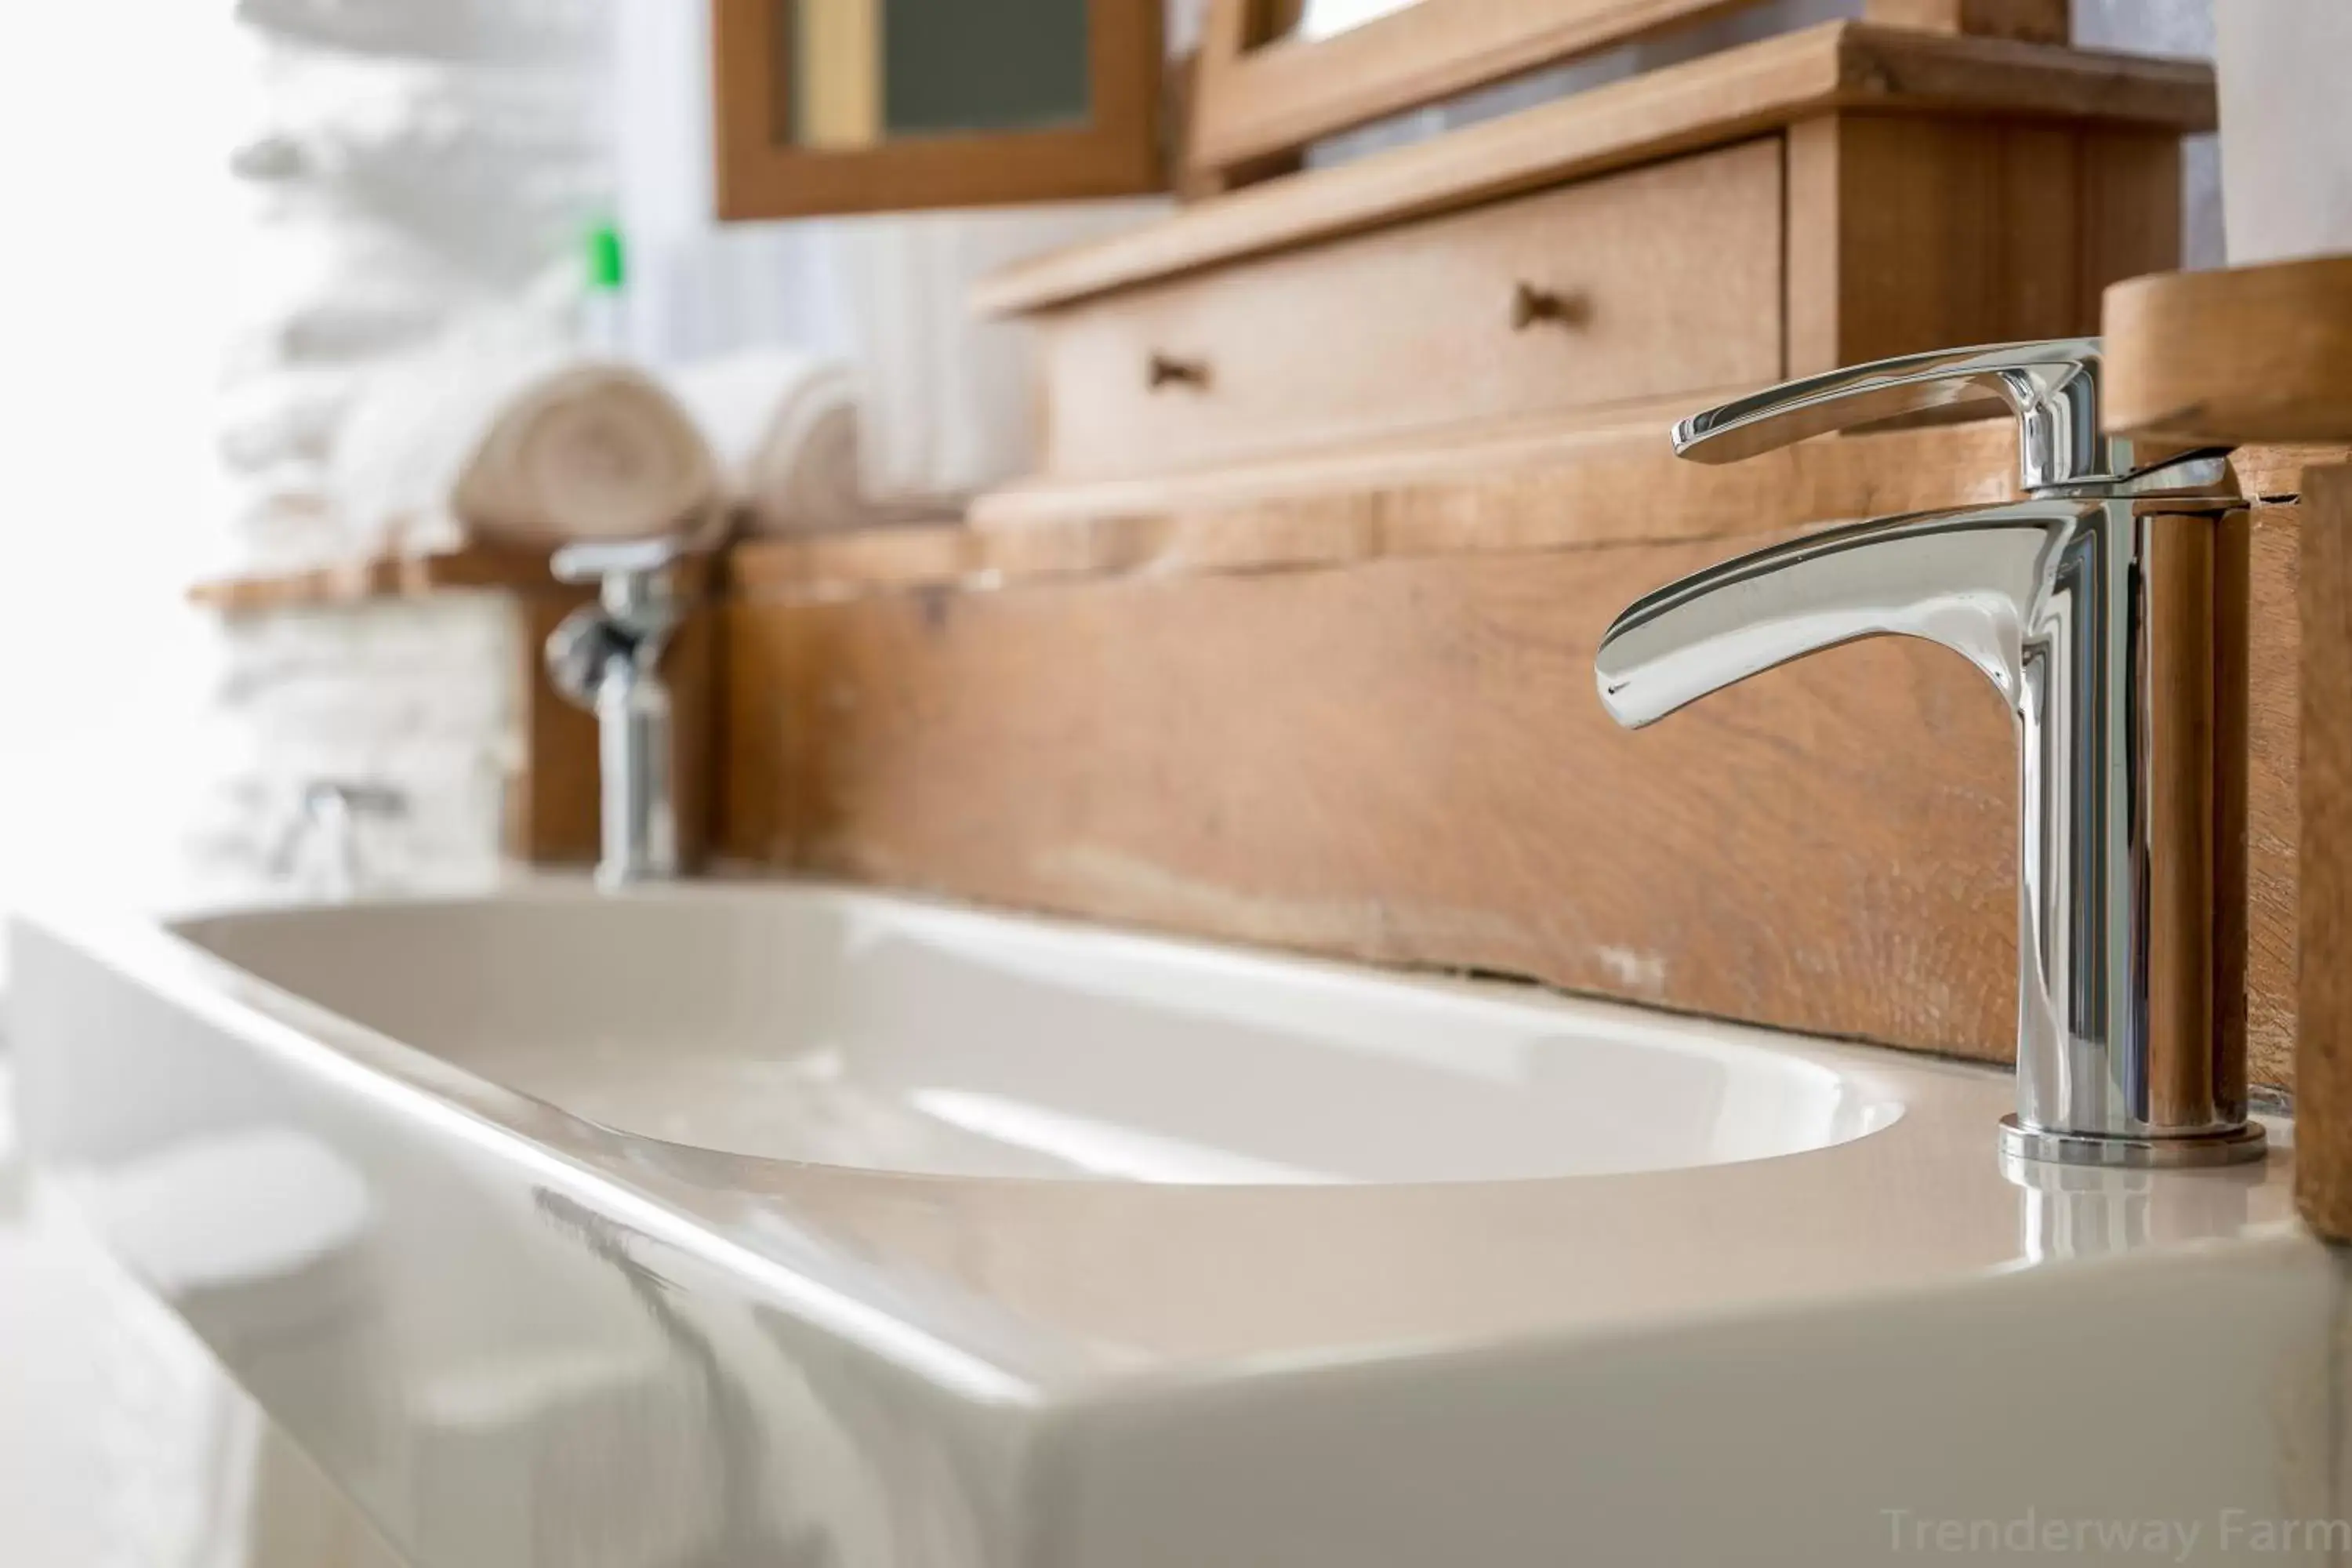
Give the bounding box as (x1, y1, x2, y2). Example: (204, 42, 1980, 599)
(9, 882, 2315, 1568)
(171, 891, 1898, 1185)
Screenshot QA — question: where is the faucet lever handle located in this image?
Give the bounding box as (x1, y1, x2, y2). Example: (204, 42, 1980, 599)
(550, 535, 702, 628)
(1671, 338, 2114, 492)
(550, 535, 691, 588)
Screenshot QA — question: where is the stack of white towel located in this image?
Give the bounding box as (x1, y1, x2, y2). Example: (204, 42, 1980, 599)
(220, 0, 612, 572)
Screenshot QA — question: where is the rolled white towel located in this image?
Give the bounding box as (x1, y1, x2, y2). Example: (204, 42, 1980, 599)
(332, 342, 720, 554)
(663, 349, 873, 539)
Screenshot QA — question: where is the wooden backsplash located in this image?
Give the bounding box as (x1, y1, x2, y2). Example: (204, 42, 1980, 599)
(705, 414, 2324, 1090)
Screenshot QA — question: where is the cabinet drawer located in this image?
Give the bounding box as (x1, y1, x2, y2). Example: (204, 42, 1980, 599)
(1037, 138, 1784, 481)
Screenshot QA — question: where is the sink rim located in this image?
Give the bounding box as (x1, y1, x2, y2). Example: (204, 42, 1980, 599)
(13, 878, 2296, 1385)
(162, 880, 1914, 1187)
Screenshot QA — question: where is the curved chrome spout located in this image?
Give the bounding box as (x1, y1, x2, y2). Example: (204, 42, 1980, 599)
(1595, 501, 2078, 729)
(1597, 497, 2262, 1165)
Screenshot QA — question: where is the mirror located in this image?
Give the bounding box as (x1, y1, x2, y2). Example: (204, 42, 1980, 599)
(784, 0, 1094, 147)
(713, 0, 1163, 220)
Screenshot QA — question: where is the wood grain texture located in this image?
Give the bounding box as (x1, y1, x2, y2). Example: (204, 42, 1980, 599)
(1186, 0, 1763, 180)
(509, 590, 602, 865)
(709, 0, 1163, 219)
(187, 546, 566, 615)
(1864, 0, 2068, 43)
(2298, 468, 2352, 1233)
(2234, 444, 2352, 503)
(724, 539, 2026, 1059)
(974, 393, 2020, 531)
(739, 410, 2024, 599)
(2103, 256, 2352, 445)
(1040, 141, 1781, 480)
(719, 455, 2307, 1089)
(2241, 505, 2299, 1097)
(1784, 114, 2178, 375)
(978, 21, 2212, 315)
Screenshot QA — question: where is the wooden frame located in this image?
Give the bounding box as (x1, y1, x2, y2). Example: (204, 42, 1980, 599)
(712, 0, 1166, 220)
(1185, 0, 2072, 191)
(1188, 0, 1757, 182)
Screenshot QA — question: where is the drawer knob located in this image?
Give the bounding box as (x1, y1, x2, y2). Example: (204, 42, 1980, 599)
(1511, 281, 1588, 332)
(1146, 352, 1210, 390)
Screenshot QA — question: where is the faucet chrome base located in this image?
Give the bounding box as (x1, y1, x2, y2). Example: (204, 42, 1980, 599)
(1998, 1116, 2270, 1169)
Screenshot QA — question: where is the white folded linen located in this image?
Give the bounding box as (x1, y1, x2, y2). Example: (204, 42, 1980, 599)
(230, 49, 607, 286)
(224, 216, 492, 375)
(662, 349, 873, 538)
(235, 0, 604, 64)
(216, 368, 361, 475)
(332, 343, 720, 554)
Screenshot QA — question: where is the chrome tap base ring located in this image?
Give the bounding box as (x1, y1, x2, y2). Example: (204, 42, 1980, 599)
(1998, 1115, 2270, 1168)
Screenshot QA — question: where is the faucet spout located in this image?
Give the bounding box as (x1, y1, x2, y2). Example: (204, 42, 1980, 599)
(1595, 502, 2080, 731)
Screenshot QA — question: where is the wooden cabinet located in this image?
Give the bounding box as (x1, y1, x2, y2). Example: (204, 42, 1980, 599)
(982, 21, 2210, 495)
(1036, 140, 1783, 479)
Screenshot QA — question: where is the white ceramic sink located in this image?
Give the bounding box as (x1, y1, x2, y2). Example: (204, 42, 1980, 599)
(9, 883, 2323, 1568)
(173, 891, 1899, 1185)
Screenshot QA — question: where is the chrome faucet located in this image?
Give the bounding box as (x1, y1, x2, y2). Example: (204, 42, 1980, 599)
(547, 537, 694, 889)
(268, 779, 408, 900)
(1595, 339, 2263, 1167)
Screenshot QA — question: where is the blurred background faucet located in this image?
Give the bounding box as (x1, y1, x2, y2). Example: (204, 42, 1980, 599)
(1595, 340, 2263, 1167)
(546, 538, 695, 890)
(267, 780, 409, 902)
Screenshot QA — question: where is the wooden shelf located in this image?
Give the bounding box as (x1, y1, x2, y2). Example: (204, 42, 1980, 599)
(187, 545, 569, 615)
(977, 20, 2215, 316)
(2103, 254, 2352, 445)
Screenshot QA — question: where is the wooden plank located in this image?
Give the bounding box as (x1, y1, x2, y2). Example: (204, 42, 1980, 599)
(724, 535, 2025, 1058)
(720, 523, 2300, 1083)
(2299, 468, 2352, 1232)
(2104, 256, 2352, 445)
(2234, 444, 2352, 503)
(1864, 0, 2068, 45)
(737, 412, 2024, 602)
(1187, 0, 1766, 179)
(719, 485, 2304, 1090)
(2074, 128, 2183, 321)
(2241, 504, 2299, 1098)
(1783, 113, 2177, 376)
(187, 545, 564, 615)
(506, 591, 602, 866)
(1040, 140, 1783, 480)
(977, 22, 2213, 316)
